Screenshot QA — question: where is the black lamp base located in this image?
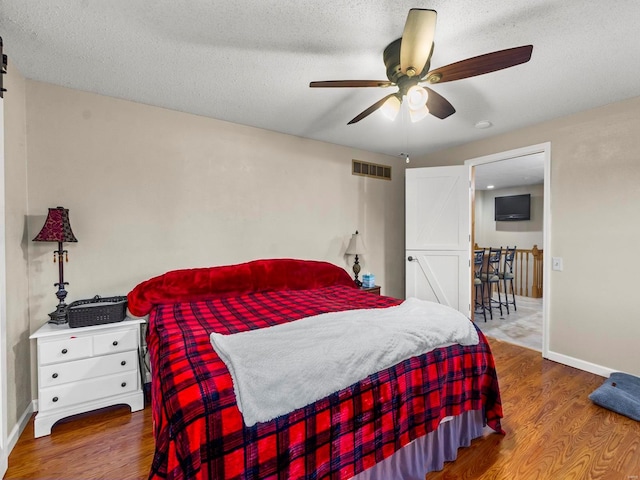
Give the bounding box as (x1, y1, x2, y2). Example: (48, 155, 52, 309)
(48, 255, 70, 324)
(47, 303, 68, 325)
(352, 254, 362, 287)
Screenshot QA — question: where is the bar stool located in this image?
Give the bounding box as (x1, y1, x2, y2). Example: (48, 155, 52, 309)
(500, 246, 517, 313)
(473, 249, 487, 322)
(482, 247, 503, 319)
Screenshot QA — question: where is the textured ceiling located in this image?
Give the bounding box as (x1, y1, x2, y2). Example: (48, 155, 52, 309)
(474, 153, 545, 191)
(2, 0, 640, 159)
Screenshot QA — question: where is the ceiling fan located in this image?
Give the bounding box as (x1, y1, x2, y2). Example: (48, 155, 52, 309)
(309, 9, 533, 125)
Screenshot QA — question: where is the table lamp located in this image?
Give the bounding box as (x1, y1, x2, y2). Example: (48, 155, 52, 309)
(345, 230, 366, 287)
(33, 206, 78, 325)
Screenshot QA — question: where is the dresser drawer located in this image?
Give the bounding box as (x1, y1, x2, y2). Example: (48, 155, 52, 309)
(39, 350, 138, 388)
(39, 370, 139, 411)
(39, 336, 93, 365)
(93, 327, 138, 355)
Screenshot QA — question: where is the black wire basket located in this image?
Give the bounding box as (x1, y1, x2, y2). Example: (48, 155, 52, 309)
(67, 295, 127, 328)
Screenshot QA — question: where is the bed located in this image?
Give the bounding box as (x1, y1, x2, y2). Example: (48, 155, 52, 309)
(127, 258, 503, 479)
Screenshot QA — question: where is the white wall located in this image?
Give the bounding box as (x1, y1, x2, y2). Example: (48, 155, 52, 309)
(409, 95, 640, 377)
(23, 80, 406, 395)
(3, 61, 30, 440)
(475, 184, 544, 250)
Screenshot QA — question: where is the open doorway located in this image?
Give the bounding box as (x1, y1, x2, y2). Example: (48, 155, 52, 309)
(465, 143, 551, 356)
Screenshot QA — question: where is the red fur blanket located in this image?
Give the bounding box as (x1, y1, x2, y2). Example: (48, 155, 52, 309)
(127, 258, 356, 317)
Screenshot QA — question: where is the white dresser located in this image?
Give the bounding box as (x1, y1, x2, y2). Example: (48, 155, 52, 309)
(30, 318, 145, 437)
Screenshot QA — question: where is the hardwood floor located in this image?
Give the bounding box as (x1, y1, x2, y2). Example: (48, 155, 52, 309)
(5, 404, 155, 479)
(428, 339, 640, 479)
(6, 338, 640, 479)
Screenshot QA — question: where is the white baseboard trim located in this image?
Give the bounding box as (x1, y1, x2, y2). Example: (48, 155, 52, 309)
(545, 350, 616, 378)
(0, 455, 6, 480)
(7, 400, 35, 454)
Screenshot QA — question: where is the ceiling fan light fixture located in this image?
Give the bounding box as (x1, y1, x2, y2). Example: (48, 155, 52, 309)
(380, 95, 401, 120)
(409, 105, 430, 123)
(407, 85, 428, 110)
(407, 85, 429, 122)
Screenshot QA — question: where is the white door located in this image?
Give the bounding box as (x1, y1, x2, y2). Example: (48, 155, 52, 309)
(406, 166, 471, 315)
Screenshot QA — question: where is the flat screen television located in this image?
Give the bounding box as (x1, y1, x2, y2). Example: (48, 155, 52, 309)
(494, 194, 531, 221)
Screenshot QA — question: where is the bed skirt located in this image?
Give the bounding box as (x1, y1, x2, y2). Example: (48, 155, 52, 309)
(353, 409, 486, 479)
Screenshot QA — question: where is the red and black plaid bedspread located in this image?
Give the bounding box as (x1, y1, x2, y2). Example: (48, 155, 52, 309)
(147, 285, 503, 479)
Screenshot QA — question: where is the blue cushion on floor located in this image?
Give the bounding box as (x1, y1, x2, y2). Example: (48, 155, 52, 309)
(589, 372, 640, 421)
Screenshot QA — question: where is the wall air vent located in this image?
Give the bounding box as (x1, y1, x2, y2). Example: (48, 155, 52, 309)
(352, 160, 392, 181)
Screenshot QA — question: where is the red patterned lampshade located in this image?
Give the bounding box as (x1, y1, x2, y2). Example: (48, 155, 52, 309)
(33, 206, 78, 243)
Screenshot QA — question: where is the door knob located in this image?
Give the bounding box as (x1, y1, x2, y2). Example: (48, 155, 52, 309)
(408, 256, 415, 262)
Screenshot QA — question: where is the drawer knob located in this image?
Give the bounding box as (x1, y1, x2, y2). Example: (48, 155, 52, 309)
(52, 396, 59, 403)
(112, 341, 119, 346)
(61, 348, 68, 354)
(52, 373, 58, 379)
(121, 382, 127, 388)
(121, 360, 126, 366)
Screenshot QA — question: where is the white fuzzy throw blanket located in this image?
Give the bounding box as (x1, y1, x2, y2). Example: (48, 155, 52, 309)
(210, 297, 479, 426)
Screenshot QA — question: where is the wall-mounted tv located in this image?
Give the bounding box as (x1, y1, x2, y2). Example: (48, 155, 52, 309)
(495, 194, 531, 221)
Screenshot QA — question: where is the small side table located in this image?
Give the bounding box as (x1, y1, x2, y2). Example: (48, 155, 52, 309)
(30, 318, 145, 437)
(361, 285, 381, 295)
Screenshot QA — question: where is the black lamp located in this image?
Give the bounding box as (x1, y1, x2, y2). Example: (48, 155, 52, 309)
(345, 230, 366, 287)
(33, 207, 78, 325)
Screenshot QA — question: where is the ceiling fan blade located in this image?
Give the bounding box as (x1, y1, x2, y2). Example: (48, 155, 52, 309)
(400, 9, 437, 77)
(426, 45, 533, 84)
(310, 80, 393, 88)
(424, 87, 455, 119)
(348, 93, 397, 125)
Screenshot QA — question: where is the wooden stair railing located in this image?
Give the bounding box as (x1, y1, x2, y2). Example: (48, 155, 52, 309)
(473, 244, 543, 298)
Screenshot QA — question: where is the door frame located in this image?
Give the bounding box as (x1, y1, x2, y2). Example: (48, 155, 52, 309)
(465, 142, 551, 357)
(0, 91, 8, 477)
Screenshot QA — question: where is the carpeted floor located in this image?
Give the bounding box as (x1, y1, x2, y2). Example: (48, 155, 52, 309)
(474, 294, 542, 351)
